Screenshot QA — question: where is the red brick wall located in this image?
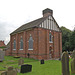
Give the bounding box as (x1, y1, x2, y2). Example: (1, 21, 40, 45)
(37, 28, 62, 60)
(10, 34, 17, 56)
(5, 49, 10, 56)
(59, 32, 62, 56)
(10, 27, 62, 60)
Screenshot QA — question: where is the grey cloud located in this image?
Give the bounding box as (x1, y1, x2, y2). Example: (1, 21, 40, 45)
(0, 16, 34, 44)
(0, 21, 20, 44)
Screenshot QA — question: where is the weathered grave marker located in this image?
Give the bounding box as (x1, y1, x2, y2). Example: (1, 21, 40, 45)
(18, 58, 24, 66)
(20, 64, 32, 73)
(71, 50, 75, 74)
(71, 58, 75, 74)
(0, 50, 5, 62)
(1, 66, 17, 75)
(7, 70, 17, 75)
(71, 50, 75, 58)
(1, 71, 7, 75)
(8, 66, 13, 71)
(61, 52, 70, 75)
(40, 59, 44, 64)
(7, 66, 17, 75)
(14, 56, 20, 58)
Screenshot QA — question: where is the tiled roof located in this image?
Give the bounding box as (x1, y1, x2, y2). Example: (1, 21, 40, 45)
(11, 15, 61, 35)
(11, 17, 46, 35)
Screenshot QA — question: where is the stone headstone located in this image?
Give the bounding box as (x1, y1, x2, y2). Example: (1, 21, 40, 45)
(1, 71, 7, 75)
(7, 66, 17, 75)
(7, 70, 17, 75)
(8, 66, 13, 71)
(15, 68, 20, 73)
(71, 58, 75, 74)
(71, 50, 75, 58)
(71, 50, 75, 74)
(0, 50, 5, 62)
(20, 64, 32, 73)
(40, 59, 44, 64)
(18, 58, 24, 66)
(61, 52, 70, 75)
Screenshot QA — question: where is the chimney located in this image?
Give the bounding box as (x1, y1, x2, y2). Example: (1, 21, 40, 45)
(42, 8, 53, 17)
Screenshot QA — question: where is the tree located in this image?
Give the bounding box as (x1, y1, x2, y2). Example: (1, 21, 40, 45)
(70, 29, 75, 51)
(61, 26, 72, 52)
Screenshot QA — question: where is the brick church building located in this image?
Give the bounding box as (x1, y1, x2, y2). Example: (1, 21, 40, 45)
(10, 8, 62, 60)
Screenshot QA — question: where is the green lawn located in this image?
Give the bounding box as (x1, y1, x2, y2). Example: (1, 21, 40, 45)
(0, 56, 75, 75)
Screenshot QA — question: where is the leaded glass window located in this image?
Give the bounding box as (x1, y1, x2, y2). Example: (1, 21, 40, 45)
(13, 39, 16, 50)
(28, 36, 33, 50)
(20, 38, 23, 50)
(49, 33, 53, 43)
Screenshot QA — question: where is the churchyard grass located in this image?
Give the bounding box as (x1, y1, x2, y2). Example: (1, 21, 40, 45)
(0, 56, 74, 75)
(0, 56, 38, 71)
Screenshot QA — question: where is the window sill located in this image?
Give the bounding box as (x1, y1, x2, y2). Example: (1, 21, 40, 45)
(28, 49, 33, 50)
(13, 49, 16, 50)
(49, 41, 53, 43)
(19, 49, 23, 50)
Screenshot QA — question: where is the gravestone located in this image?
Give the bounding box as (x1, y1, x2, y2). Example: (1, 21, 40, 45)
(1, 71, 7, 75)
(40, 59, 44, 64)
(61, 52, 70, 75)
(0, 50, 5, 62)
(18, 58, 24, 66)
(7, 70, 17, 75)
(20, 64, 32, 73)
(1, 67, 17, 75)
(8, 66, 13, 71)
(7, 66, 17, 75)
(71, 50, 75, 58)
(71, 58, 75, 74)
(15, 68, 20, 73)
(71, 50, 75, 74)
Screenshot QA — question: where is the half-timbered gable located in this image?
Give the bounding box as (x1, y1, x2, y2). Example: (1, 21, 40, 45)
(39, 15, 60, 31)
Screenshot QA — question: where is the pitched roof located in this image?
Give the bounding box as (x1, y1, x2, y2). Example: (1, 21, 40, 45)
(11, 17, 47, 35)
(11, 15, 61, 35)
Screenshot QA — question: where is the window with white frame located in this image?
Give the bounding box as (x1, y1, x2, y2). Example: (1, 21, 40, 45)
(28, 35, 33, 50)
(49, 33, 53, 43)
(13, 39, 16, 50)
(20, 37, 23, 50)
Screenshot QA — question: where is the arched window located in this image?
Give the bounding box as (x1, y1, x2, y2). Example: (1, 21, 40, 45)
(49, 33, 53, 43)
(20, 38, 23, 50)
(13, 39, 16, 50)
(28, 35, 33, 50)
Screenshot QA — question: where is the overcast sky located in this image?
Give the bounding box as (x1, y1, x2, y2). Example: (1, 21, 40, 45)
(0, 0, 75, 44)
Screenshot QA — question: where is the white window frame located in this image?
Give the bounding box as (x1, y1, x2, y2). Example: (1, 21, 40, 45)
(13, 39, 16, 50)
(49, 33, 53, 43)
(28, 49, 33, 50)
(28, 34, 33, 50)
(19, 37, 23, 50)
